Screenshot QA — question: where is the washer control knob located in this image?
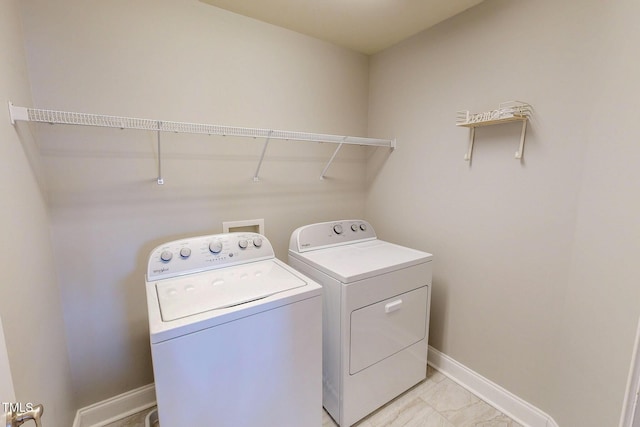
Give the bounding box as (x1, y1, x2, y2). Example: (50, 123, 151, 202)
(359, 223, 367, 231)
(179, 247, 191, 258)
(351, 224, 359, 232)
(238, 239, 249, 249)
(253, 237, 263, 248)
(333, 224, 343, 234)
(209, 241, 223, 254)
(160, 250, 173, 262)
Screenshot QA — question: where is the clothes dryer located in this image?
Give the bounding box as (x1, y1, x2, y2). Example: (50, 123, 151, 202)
(146, 232, 322, 427)
(288, 220, 432, 426)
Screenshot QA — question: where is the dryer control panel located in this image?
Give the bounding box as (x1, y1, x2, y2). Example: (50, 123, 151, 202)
(289, 219, 377, 253)
(147, 232, 274, 281)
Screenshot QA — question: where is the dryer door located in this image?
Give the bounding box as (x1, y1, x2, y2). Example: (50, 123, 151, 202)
(349, 286, 428, 374)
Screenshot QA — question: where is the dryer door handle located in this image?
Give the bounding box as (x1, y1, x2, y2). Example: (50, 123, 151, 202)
(385, 299, 403, 313)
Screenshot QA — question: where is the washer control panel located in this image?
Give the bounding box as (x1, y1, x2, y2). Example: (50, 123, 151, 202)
(289, 219, 376, 253)
(147, 232, 274, 281)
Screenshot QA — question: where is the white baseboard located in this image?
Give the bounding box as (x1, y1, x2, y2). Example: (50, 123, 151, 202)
(72, 383, 156, 427)
(427, 346, 558, 427)
(72, 350, 558, 427)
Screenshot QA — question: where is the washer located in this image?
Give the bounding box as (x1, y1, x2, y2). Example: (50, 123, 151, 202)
(146, 232, 322, 427)
(288, 220, 433, 427)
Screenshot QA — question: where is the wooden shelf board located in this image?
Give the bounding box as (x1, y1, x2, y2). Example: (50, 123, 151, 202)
(456, 115, 528, 128)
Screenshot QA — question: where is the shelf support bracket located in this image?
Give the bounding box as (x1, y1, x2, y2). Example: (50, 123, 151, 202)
(253, 130, 273, 182)
(515, 120, 528, 159)
(8, 102, 28, 125)
(320, 138, 346, 180)
(464, 127, 475, 162)
(157, 121, 164, 185)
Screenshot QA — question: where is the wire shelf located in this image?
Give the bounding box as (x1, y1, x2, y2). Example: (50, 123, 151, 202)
(8, 103, 395, 183)
(14, 105, 393, 147)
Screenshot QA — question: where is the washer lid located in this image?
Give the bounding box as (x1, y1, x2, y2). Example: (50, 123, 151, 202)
(155, 260, 307, 321)
(290, 239, 432, 283)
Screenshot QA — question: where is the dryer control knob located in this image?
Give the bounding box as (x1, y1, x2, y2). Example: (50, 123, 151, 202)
(160, 250, 173, 262)
(209, 241, 223, 254)
(179, 247, 191, 258)
(333, 224, 343, 234)
(238, 239, 249, 249)
(351, 224, 359, 232)
(359, 223, 367, 231)
(253, 238, 263, 248)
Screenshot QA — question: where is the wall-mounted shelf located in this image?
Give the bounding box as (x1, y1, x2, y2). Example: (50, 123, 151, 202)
(8, 102, 396, 184)
(456, 101, 532, 162)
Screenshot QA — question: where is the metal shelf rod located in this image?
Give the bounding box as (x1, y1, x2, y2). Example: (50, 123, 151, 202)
(156, 122, 164, 185)
(253, 130, 273, 182)
(320, 140, 345, 180)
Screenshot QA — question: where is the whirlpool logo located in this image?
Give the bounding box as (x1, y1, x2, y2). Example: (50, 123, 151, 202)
(153, 267, 169, 274)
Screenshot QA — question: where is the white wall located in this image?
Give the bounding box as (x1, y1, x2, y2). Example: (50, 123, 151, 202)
(0, 0, 75, 425)
(552, 0, 640, 424)
(15, 0, 640, 423)
(367, 0, 640, 425)
(19, 0, 372, 407)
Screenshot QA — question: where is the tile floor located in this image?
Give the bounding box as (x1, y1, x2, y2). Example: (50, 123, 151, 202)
(107, 367, 523, 427)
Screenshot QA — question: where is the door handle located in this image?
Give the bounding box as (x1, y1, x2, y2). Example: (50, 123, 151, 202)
(385, 299, 403, 313)
(6, 403, 43, 427)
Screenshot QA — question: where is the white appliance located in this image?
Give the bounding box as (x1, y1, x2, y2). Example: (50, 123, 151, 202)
(146, 232, 322, 427)
(288, 220, 433, 427)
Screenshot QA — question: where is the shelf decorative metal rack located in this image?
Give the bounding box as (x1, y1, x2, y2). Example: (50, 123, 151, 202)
(456, 101, 532, 162)
(8, 102, 395, 184)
